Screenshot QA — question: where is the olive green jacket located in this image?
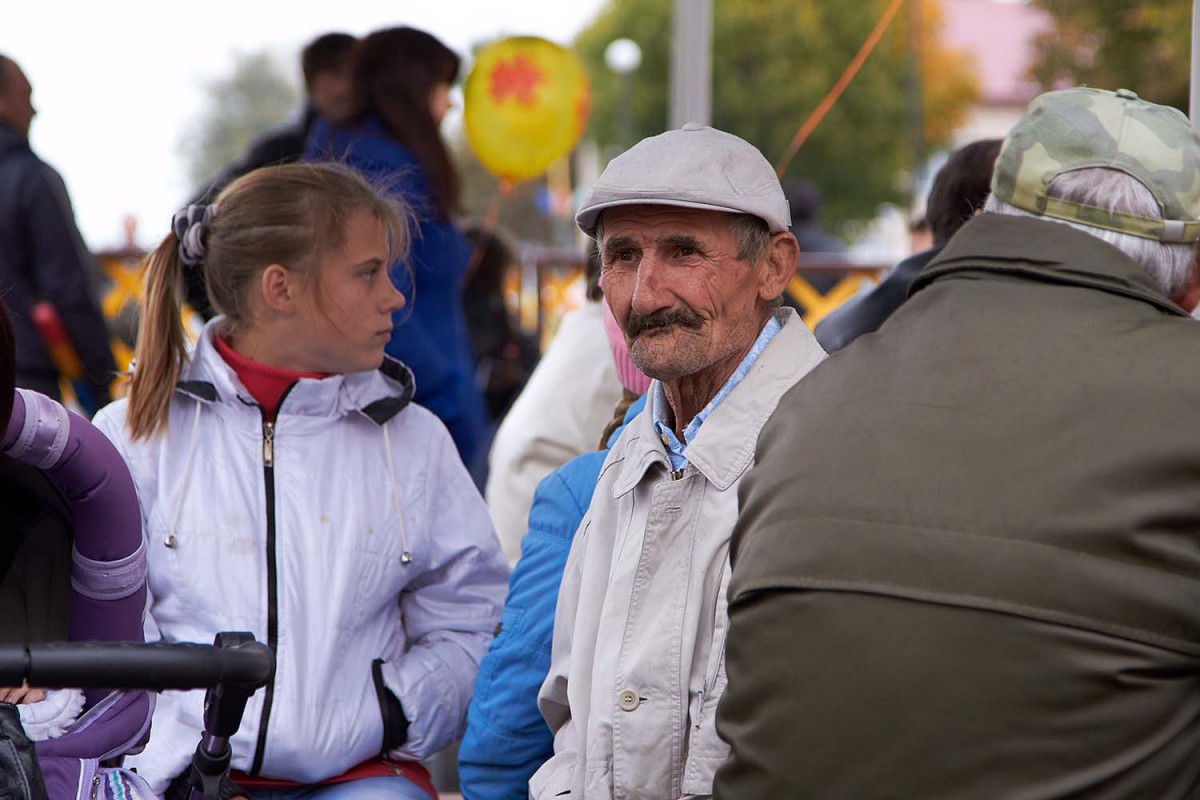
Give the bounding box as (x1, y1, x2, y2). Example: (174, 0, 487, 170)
(716, 213, 1200, 799)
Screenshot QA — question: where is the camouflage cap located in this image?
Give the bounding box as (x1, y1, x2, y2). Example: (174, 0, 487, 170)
(990, 87, 1200, 243)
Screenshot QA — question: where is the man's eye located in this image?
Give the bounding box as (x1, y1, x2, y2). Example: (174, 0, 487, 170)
(678, 246, 695, 257)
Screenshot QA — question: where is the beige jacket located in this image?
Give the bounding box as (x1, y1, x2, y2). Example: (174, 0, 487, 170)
(532, 309, 825, 799)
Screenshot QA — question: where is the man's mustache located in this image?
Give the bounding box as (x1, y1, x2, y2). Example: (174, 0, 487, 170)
(625, 307, 704, 338)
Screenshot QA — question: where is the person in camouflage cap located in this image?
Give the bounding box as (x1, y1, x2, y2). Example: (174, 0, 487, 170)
(991, 87, 1200, 244)
(714, 87, 1200, 800)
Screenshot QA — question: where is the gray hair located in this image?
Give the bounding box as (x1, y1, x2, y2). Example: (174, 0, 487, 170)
(983, 168, 1198, 298)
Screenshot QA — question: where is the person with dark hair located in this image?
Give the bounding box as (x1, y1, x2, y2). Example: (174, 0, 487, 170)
(93, 162, 508, 799)
(0, 53, 116, 407)
(185, 32, 358, 319)
(813, 138, 1003, 352)
(306, 26, 487, 468)
(461, 223, 539, 422)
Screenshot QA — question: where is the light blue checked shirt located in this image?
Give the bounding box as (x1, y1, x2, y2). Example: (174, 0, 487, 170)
(651, 315, 782, 473)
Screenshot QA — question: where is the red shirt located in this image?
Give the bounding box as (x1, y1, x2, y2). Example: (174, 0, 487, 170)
(212, 335, 326, 420)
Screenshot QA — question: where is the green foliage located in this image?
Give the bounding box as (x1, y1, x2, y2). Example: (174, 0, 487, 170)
(1029, 0, 1189, 112)
(180, 51, 300, 185)
(572, 0, 978, 231)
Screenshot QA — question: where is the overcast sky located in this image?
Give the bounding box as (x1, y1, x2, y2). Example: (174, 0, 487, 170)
(4, 1, 608, 249)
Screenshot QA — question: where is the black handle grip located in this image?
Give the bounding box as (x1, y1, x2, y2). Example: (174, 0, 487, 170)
(0, 636, 274, 691)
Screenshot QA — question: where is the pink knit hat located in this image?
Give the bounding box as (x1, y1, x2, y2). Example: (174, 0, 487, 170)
(603, 301, 652, 395)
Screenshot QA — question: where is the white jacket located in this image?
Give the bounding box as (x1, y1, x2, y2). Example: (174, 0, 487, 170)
(485, 301, 623, 563)
(93, 322, 509, 793)
(532, 310, 825, 799)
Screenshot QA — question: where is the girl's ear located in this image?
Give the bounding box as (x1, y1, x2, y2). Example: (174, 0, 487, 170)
(260, 264, 295, 314)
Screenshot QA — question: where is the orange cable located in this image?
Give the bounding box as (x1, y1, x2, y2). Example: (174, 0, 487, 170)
(776, 0, 908, 177)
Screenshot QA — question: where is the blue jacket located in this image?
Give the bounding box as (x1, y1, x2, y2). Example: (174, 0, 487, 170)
(305, 118, 487, 465)
(459, 395, 646, 800)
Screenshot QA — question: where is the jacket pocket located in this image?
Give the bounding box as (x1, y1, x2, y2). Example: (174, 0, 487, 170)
(371, 659, 410, 754)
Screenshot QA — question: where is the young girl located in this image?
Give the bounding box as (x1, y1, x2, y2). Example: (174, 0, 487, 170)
(93, 162, 509, 799)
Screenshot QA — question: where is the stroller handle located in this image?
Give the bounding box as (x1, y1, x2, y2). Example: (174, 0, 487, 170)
(0, 637, 274, 692)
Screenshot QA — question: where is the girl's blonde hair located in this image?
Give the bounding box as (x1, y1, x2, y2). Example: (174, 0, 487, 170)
(127, 161, 411, 440)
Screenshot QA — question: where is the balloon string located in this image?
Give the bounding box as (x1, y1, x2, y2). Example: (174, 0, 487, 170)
(775, 0, 907, 177)
(464, 184, 507, 280)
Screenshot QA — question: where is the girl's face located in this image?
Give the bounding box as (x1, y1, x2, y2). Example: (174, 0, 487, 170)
(429, 82, 453, 126)
(291, 210, 405, 375)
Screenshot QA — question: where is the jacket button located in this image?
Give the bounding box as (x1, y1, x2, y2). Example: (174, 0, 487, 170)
(164, 535, 177, 548)
(618, 688, 640, 712)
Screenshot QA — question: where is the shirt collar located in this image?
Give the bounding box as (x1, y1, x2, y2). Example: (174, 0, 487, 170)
(651, 314, 783, 472)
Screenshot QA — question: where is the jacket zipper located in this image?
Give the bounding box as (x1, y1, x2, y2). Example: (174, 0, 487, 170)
(249, 385, 296, 775)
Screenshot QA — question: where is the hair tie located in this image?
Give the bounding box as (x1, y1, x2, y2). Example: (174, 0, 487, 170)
(171, 204, 217, 269)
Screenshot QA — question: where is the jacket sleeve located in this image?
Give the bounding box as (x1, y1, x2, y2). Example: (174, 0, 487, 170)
(21, 163, 116, 402)
(528, 508, 594, 799)
(379, 420, 509, 761)
(458, 453, 605, 800)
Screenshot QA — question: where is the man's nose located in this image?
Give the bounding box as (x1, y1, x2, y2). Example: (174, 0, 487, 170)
(630, 254, 671, 315)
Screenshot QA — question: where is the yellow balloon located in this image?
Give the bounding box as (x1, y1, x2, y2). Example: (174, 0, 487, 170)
(465, 36, 592, 184)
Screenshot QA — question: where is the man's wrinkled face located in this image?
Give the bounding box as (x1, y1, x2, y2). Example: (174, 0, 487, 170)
(598, 205, 771, 385)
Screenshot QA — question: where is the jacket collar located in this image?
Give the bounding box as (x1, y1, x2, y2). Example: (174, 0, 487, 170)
(175, 318, 414, 425)
(0, 122, 29, 160)
(612, 308, 826, 495)
(915, 214, 1190, 318)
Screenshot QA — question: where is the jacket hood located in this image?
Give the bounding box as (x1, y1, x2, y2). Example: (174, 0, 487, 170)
(175, 318, 415, 425)
(916, 213, 1190, 318)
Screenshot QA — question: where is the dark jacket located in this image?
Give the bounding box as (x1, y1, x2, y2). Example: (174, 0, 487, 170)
(0, 123, 115, 403)
(812, 245, 941, 352)
(717, 213, 1200, 799)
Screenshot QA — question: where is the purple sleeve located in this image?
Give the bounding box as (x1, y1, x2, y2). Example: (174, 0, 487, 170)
(2, 389, 145, 647)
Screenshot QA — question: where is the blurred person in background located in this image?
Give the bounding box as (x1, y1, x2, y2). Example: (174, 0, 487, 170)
(186, 32, 359, 318)
(460, 222, 540, 423)
(814, 138, 1002, 352)
(0, 53, 115, 409)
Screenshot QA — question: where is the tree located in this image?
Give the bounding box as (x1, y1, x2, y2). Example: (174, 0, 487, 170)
(1028, 0, 1189, 112)
(572, 0, 979, 231)
(180, 51, 300, 186)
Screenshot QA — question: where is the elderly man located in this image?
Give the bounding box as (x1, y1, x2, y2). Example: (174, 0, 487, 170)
(717, 87, 1200, 799)
(530, 124, 826, 799)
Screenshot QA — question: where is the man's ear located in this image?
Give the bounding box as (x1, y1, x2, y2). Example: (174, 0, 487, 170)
(758, 231, 800, 302)
(259, 264, 296, 314)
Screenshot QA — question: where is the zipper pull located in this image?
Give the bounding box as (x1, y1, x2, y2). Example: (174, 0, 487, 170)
(262, 420, 275, 468)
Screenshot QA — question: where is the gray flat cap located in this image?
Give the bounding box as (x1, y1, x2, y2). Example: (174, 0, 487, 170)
(576, 123, 791, 236)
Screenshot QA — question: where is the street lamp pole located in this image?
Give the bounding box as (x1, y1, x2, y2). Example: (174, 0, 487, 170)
(605, 38, 642, 150)
(670, 0, 712, 129)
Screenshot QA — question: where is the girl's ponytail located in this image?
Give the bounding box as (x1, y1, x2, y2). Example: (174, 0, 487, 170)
(127, 206, 213, 440)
